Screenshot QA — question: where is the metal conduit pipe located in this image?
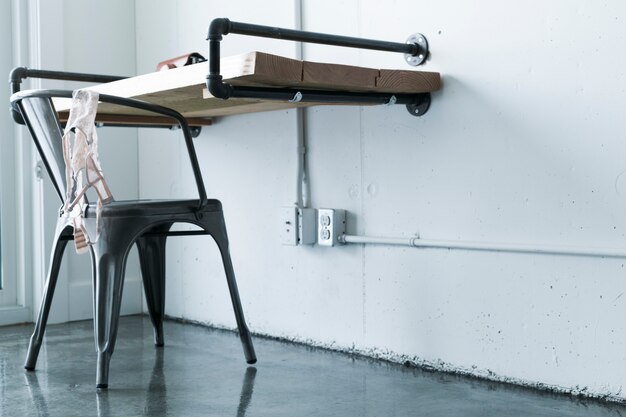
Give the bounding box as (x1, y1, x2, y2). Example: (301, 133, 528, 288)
(294, 0, 309, 209)
(338, 234, 626, 259)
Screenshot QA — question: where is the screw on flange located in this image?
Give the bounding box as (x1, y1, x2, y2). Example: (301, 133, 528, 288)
(404, 33, 429, 66)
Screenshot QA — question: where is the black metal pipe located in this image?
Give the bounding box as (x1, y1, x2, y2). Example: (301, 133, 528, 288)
(228, 86, 428, 105)
(8, 67, 208, 132)
(9, 67, 127, 124)
(228, 20, 418, 55)
(206, 18, 418, 55)
(206, 39, 233, 99)
(90, 124, 202, 137)
(206, 19, 232, 98)
(9, 67, 126, 94)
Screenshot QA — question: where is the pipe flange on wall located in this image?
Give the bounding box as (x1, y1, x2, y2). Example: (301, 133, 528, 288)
(406, 94, 431, 117)
(404, 33, 429, 66)
(403, 33, 430, 116)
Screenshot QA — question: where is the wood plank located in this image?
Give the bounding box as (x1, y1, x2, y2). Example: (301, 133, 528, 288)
(53, 51, 441, 120)
(376, 69, 441, 93)
(301, 60, 378, 91)
(87, 96, 321, 118)
(84, 52, 302, 100)
(231, 51, 303, 85)
(57, 112, 213, 127)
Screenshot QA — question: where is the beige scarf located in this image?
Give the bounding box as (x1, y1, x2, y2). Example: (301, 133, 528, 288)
(62, 90, 113, 253)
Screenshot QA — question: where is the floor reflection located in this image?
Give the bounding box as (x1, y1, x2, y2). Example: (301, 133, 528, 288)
(143, 350, 257, 417)
(5, 317, 625, 417)
(145, 349, 167, 417)
(24, 371, 50, 417)
(237, 366, 257, 417)
(95, 388, 111, 416)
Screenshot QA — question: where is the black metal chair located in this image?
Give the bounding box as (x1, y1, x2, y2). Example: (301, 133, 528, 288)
(10, 89, 256, 389)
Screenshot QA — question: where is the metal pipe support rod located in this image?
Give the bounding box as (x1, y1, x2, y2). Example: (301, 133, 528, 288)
(8, 67, 128, 125)
(339, 234, 626, 259)
(226, 20, 419, 55)
(9, 67, 126, 94)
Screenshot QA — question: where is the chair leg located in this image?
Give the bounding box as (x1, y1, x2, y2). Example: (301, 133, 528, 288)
(24, 223, 70, 371)
(136, 232, 168, 346)
(92, 243, 129, 389)
(205, 213, 257, 364)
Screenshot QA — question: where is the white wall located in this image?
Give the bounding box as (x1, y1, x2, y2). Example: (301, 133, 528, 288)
(29, 0, 142, 323)
(135, 0, 626, 400)
(61, 0, 143, 321)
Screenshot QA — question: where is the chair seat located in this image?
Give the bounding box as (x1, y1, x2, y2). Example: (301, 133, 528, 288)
(84, 198, 223, 217)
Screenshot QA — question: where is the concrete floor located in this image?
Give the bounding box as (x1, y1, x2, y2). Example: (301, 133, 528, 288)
(0, 316, 625, 417)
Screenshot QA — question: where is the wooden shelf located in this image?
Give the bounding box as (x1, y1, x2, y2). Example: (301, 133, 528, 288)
(55, 51, 441, 123)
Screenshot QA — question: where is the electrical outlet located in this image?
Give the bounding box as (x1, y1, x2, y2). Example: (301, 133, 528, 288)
(280, 207, 298, 245)
(317, 208, 346, 246)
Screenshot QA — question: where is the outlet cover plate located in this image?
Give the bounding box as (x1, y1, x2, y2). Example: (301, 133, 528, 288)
(298, 208, 317, 245)
(317, 208, 346, 246)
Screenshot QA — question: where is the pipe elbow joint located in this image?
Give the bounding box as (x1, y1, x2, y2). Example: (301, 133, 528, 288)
(206, 75, 233, 100)
(9, 66, 28, 94)
(207, 18, 231, 40)
(9, 66, 28, 84)
(9, 67, 27, 123)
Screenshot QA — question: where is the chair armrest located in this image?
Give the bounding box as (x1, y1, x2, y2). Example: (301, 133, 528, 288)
(11, 89, 209, 210)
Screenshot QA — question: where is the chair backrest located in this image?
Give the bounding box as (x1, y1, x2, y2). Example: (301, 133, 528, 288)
(16, 95, 67, 201)
(11, 89, 209, 208)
